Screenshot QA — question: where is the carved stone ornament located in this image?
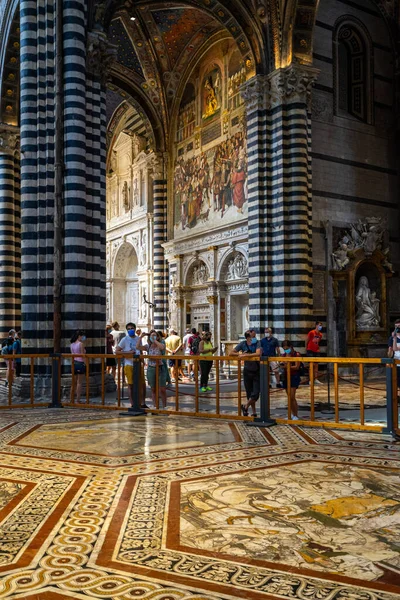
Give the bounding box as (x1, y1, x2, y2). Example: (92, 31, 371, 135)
(267, 64, 319, 110)
(226, 253, 248, 281)
(207, 295, 218, 305)
(332, 217, 393, 271)
(0, 123, 19, 155)
(86, 31, 118, 83)
(240, 75, 268, 112)
(191, 263, 209, 286)
(149, 152, 164, 180)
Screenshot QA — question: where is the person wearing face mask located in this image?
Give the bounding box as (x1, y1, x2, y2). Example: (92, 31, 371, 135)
(305, 321, 324, 385)
(137, 330, 168, 408)
(231, 330, 261, 417)
(260, 327, 282, 388)
(280, 340, 301, 420)
(70, 330, 87, 403)
(116, 323, 140, 407)
(249, 328, 258, 345)
(198, 331, 218, 392)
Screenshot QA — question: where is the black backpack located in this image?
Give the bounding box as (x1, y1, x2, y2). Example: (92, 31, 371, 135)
(190, 335, 200, 355)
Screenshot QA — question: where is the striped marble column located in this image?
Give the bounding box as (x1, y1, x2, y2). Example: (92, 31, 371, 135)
(20, 0, 56, 354)
(0, 124, 20, 335)
(243, 65, 318, 341)
(20, 0, 108, 355)
(151, 153, 168, 330)
(63, 10, 107, 355)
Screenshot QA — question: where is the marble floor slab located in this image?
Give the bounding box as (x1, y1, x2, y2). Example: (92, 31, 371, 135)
(0, 409, 399, 600)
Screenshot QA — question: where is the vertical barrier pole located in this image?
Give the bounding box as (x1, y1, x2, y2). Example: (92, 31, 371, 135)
(30, 357, 34, 405)
(246, 357, 276, 428)
(359, 363, 364, 426)
(194, 359, 199, 413)
(175, 358, 179, 411)
(309, 362, 315, 421)
(334, 362, 339, 422)
(49, 353, 63, 408)
(7, 359, 12, 406)
(382, 358, 397, 437)
(286, 362, 291, 420)
(85, 357, 90, 405)
(237, 359, 242, 416)
(216, 359, 220, 416)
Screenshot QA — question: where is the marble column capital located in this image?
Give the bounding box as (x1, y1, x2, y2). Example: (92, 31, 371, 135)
(240, 75, 268, 113)
(149, 152, 165, 180)
(267, 64, 319, 110)
(86, 30, 118, 83)
(0, 123, 19, 156)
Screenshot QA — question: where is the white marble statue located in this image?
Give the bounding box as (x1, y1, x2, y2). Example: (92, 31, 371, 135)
(355, 276, 381, 330)
(332, 243, 350, 270)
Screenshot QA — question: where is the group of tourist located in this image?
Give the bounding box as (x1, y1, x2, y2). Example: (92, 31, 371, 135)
(69, 321, 325, 416)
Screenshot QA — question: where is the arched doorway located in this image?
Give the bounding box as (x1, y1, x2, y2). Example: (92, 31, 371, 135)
(109, 242, 139, 327)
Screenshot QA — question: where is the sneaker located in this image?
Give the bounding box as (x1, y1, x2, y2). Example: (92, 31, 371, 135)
(206, 386, 212, 391)
(291, 415, 299, 421)
(200, 387, 207, 393)
(241, 404, 248, 416)
(141, 404, 150, 409)
(314, 379, 323, 385)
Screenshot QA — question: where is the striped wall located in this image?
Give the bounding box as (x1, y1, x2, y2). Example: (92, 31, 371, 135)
(20, 0, 106, 356)
(245, 67, 316, 341)
(0, 127, 19, 334)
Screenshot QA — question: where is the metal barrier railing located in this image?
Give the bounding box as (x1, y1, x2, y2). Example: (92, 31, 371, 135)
(0, 351, 398, 437)
(266, 356, 399, 435)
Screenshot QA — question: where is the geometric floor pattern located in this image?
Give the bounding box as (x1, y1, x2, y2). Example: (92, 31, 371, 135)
(0, 409, 399, 599)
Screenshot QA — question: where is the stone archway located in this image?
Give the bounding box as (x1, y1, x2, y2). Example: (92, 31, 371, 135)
(110, 242, 139, 327)
(219, 251, 249, 342)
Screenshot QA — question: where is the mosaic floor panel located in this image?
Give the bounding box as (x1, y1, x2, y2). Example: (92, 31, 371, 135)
(0, 409, 399, 599)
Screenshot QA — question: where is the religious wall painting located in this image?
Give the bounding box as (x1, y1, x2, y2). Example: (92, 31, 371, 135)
(177, 83, 196, 144)
(202, 68, 221, 121)
(173, 129, 248, 236)
(228, 49, 246, 112)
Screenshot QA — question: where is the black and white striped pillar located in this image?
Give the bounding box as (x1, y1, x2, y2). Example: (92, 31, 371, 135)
(243, 65, 318, 341)
(20, 0, 107, 354)
(0, 124, 20, 335)
(151, 153, 168, 330)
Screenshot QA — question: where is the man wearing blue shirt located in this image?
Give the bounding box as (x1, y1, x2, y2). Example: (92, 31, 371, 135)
(260, 327, 282, 388)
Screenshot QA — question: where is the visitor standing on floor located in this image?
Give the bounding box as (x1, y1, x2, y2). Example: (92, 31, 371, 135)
(199, 331, 218, 392)
(137, 330, 168, 408)
(13, 331, 22, 378)
(111, 321, 125, 351)
(182, 327, 192, 378)
(165, 329, 183, 383)
(305, 321, 323, 385)
(70, 330, 86, 403)
(281, 340, 301, 420)
(116, 323, 140, 408)
(188, 328, 201, 381)
(260, 327, 282, 388)
(231, 330, 261, 417)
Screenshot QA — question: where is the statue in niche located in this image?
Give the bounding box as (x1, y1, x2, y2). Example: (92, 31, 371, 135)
(355, 276, 381, 330)
(332, 243, 350, 271)
(122, 181, 130, 211)
(140, 231, 147, 267)
(109, 150, 117, 174)
(192, 264, 207, 285)
(227, 259, 235, 280)
(170, 273, 177, 288)
(111, 189, 118, 217)
(132, 176, 139, 208)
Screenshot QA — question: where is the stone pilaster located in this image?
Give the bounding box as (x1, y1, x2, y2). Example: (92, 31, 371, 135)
(242, 65, 318, 341)
(0, 123, 20, 334)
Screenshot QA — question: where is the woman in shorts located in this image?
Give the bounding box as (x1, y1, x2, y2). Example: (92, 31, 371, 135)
(70, 330, 86, 403)
(281, 340, 301, 420)
(138, 330, 168, 408)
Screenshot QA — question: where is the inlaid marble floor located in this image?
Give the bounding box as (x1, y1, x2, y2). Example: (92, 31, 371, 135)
(0, 408, 399, 600)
